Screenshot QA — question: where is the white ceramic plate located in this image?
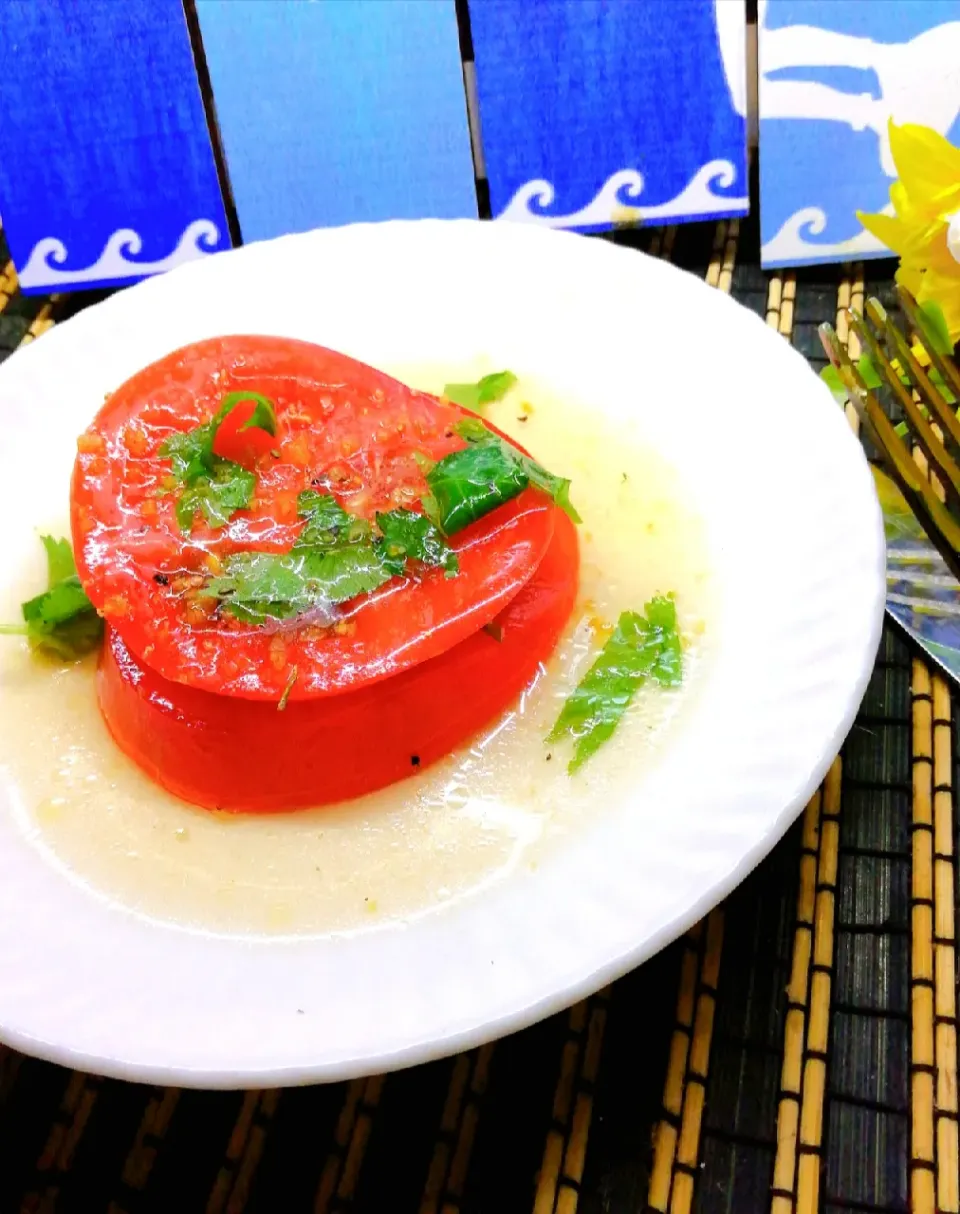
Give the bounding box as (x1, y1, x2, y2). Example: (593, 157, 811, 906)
(0, 221, 884, 1087)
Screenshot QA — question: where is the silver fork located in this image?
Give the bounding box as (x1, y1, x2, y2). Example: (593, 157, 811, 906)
(820, 285, 960, 679)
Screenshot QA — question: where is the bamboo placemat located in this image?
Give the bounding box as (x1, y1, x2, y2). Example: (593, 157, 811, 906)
(0, 215, 956, 1214)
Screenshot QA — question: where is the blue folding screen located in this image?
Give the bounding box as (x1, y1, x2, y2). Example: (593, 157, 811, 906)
(759, 0, 960, 267)
(194, 0, 478, 242)
(0, 0, 229, 294)
(469, 0, 749, 230)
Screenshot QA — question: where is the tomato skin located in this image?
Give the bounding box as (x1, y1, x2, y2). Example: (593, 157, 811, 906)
(210, 398, 277, 466)
(71, 335, 556, 701)
(97, 512, 580, 812)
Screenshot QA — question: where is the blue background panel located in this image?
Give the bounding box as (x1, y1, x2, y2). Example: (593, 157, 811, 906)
(0, 0, 229, 294)
(759, 0, 960, 267)
(195, 0, 479, 242)
(468, 0, 748, 231)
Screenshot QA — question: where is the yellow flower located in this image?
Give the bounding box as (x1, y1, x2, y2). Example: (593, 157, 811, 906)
(857, 120, 960, 340)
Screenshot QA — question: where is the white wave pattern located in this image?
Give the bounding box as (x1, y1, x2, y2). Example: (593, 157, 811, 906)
(496, 160, 747, 229)
(761, 205, 892, 266)
(17, 219, 223, 289)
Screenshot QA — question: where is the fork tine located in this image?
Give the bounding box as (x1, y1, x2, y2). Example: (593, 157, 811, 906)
(819, 320, 960, 586)
(852, 303, 960, 505)
(895, 283, 960, 401)
(869, 297, 960, 453)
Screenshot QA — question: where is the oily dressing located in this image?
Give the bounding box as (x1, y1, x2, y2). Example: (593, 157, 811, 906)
(0, 365, 715, 937)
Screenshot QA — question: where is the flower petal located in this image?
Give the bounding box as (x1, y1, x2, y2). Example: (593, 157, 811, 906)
(858, 209, 910, 255)
(889, 120, 960, 219)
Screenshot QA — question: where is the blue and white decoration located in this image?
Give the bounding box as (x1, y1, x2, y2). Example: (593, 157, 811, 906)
(194, 0, 478, 243)
(759, 0, 960, 267)
(468, 0, 748, 231)
(0, 0, 230, 294)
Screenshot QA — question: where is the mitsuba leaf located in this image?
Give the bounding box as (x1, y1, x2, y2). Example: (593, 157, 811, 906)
(442, 371, 517, 410)
(0, 535, 103, 659)
(548, 595, 684, 772)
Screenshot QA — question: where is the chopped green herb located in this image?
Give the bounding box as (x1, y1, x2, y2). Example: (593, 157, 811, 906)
(175, 464, 256, 531)
(443, 371, 517, 410)
(296, 490, 369, 548)
(203, 495, 462, 625)
(160, 392, 277, 532)
(548, 596, 683, 773)
(422, 418, 581, 529)
(645, 594, 683, 687)
(375, 508, 459, 577)
(424, 440, 529, 534)
(453, 417, 490, 443)
(0, 535, 103, 660)
(41, 534, 78, 585)
(203, 542, 393, 626)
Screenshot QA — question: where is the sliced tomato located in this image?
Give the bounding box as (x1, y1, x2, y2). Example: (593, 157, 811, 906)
(210, 396, 277, 467)
(71, 335, 556, 700)
(98, 511, 579, 812)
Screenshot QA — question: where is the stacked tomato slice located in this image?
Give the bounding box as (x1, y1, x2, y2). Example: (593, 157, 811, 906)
(71, 336, 579, 812)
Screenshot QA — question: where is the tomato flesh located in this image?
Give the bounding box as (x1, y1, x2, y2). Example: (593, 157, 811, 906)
(97, 512, 580, 812)
(71, 336, 555, 701)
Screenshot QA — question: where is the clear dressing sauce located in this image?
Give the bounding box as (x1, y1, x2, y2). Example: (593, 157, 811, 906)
(0, 366, 715, 937)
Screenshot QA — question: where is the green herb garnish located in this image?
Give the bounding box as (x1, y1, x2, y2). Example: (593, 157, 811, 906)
(175, 465, 256, 532)
(420, 418, 580, 534)
(423, 438, 530, 534)
(443, 371, 517, 410)
(160, 392, 277, 532)
(0, 535, 103, 659)
(644, 595, 682, 687)
(203, 543, 392, 625)
(375, 508, 459, 577)
(202, 495, 458, 625)
(296, 489, 370, 548)
(194, 403, 575, 626)
(548, 596, 683, 773)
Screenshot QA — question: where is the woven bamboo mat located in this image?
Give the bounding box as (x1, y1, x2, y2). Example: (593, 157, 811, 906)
(0, 216, 957, 1214)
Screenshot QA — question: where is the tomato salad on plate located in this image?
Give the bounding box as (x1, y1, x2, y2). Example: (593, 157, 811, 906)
(3, 335, 684, 814)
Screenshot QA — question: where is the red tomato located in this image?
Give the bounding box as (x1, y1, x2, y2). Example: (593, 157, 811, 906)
(210, 396, 277, 467)
(71, 336, 555, 701)
(97, 512, 580, 812)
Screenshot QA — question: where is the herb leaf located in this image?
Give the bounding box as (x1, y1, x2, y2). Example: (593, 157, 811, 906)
(203, 497, 461, 624)
(375, 508, 459, 577)
(203, 543, 393, 625)
(424, 441, 530, 534)
(295, 490, 369, 549)
(646, 594, 683, 687)
(176, 465, 257, 532)
(160, 392, 277, 533)
(41, 535, 77, 584)
(548, 596, 683, 772)
(0, 535, 103, 659)
(443, 418, 582, 526)
(443, 371, 517, 410)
